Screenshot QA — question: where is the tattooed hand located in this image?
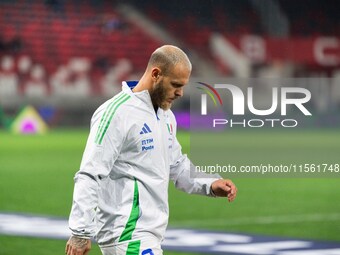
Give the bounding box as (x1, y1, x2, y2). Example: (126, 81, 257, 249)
(65, 236, 91, 255)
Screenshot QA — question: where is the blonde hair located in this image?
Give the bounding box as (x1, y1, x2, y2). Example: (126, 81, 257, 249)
(147, 45, 192, 75)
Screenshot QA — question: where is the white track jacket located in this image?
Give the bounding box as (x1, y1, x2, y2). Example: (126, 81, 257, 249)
(68, 81, 221, 246)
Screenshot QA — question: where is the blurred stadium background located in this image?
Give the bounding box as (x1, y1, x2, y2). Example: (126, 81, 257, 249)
(1, 0, 340, 255)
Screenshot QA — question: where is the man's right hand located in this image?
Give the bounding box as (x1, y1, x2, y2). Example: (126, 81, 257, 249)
(65, 236, 91, 255)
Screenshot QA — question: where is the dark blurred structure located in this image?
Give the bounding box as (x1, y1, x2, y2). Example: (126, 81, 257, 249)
(279, 0, 340, 36)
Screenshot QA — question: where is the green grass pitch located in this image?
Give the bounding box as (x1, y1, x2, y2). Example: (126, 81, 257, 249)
(0, 128, 340, 255)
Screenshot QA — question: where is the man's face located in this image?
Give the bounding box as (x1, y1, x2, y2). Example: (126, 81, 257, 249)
(150, 64, 191, 110)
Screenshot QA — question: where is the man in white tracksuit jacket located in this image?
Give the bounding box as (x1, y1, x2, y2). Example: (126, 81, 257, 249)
(66, 45, 237, 255)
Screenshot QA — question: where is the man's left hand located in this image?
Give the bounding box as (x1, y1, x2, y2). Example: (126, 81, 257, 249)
(211, 179, 237, 202)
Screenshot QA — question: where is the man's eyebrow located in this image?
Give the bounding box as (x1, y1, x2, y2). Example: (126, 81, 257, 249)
(171, 81, 184, 87)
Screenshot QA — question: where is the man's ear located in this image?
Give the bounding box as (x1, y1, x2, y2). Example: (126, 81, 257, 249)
(151, 67, 161, 81)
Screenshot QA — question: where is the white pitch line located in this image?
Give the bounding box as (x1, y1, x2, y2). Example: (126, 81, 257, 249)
(170, 213, 340, 227)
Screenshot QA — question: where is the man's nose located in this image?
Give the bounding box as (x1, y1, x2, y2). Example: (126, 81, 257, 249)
(175, 87, 183, 97)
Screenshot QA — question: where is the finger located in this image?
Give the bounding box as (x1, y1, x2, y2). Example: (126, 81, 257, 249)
(84, 242, 91, 255)
(227, 182, 236, 193)
(227, 187, 236, 196)
(227, 186, 236, 196)
(66, 243, 72, 255)
(221, 182, 231, 192)
(231, 185, 237, 194)
(228, 190, 237, 202)
(224, 185, 231, 193)
(227, 182, 236, 192)
(224, 179, 234, 187)
(229, 186, 237, 197)
(71, 247, 76, 255)
(228, 193, 236, 202)
(65, 243, 69, 254)
(76, 248, 86, 255)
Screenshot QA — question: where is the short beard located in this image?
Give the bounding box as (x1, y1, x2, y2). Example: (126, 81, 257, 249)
(150, 80, 169, 110)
